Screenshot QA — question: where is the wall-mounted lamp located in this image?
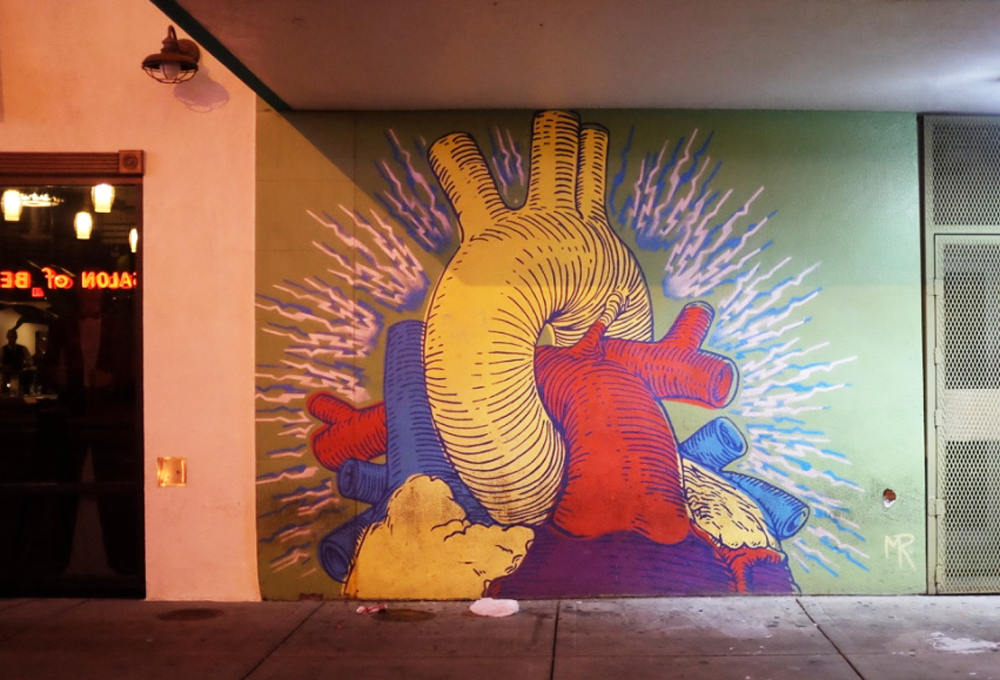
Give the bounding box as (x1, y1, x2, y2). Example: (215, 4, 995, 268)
(142, 26, 200, 84)
(2, 189, 22, 222)
(92, 184, 115, 213)
(74, 211, 93, 240)
(129, 227, 139, 253)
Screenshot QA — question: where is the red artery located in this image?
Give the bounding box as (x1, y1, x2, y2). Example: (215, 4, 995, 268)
(307, 392, 387, 470)
(536, 301, 736, 544)
(603, 301, 736, 408)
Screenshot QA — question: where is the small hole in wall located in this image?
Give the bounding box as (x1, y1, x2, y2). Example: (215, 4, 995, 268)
(882, 488, 897, 508)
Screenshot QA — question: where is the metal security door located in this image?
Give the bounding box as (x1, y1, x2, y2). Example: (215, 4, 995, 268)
(932, 234, 1000, 593)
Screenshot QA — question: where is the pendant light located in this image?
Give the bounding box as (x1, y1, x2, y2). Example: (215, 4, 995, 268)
(2, 189, 22, 221)
(74, 211, 93, 239)
(92, 183, 115, 213)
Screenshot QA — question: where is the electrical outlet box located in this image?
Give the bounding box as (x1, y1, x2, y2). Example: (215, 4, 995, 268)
(157, 457, 187, 487)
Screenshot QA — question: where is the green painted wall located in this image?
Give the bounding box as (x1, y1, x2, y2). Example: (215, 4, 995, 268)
(255, 108, 923, 600)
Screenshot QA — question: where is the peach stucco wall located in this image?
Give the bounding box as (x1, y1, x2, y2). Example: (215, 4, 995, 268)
(0, 0, 259, 599)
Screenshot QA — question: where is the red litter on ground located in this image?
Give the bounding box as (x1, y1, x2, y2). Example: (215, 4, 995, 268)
(356, 604, 387, 615)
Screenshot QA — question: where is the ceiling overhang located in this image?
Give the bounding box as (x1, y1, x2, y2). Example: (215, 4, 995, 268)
(150, 0, 1000, 113)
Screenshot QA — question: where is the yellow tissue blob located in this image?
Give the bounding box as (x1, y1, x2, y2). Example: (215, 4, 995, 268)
(344, 475, 535, 600)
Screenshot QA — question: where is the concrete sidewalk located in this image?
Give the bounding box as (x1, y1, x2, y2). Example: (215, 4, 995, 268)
(1, 595, 999, 679)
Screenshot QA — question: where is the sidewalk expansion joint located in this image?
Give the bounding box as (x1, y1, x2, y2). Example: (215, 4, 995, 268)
(795, 597, 865, 680)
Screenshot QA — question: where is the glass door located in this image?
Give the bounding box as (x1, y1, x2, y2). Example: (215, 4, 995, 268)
(0, 178, 143, 597)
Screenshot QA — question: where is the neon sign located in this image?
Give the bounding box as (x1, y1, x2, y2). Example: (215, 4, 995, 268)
(0, 271, 31, 289)
(0, 268, 138, 292)
(80, 270, 137, 290)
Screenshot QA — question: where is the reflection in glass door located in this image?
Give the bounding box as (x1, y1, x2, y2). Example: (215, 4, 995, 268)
(0, 177, 143, 597)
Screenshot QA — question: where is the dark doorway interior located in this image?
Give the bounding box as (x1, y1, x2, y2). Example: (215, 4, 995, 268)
(0, 179, 143, 597)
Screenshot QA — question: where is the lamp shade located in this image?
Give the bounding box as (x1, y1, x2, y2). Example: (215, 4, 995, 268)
(92, 184, 115, 213)
(142, 26, 200, 84)
(2, 189, 22, 221)
(74, 211, 93, 239)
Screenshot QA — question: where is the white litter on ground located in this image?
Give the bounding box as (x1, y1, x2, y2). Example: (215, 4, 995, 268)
(470, 598, 520, 617)
(929, 632, 1000, 654)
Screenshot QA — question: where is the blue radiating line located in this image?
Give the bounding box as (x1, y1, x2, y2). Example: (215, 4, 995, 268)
(823, 470, 862, 487)
(265, 444, 306, 457)
(260, 523, 307, 544)
(256, 293, 314, 316)
(273, 481, 330, 501)
(747, 421, 822, 437)
(376, 132, 453, 252)
(783, 456, 813, 471)
(256, 383, 307, 395)
(257, 465, 309, 484)
(609, 125, 636, 225)
(813, 508, 866, 542)
(820, 536, 870, 571)
(269, 541, 313, 565)
(257, 405, 300, 415)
